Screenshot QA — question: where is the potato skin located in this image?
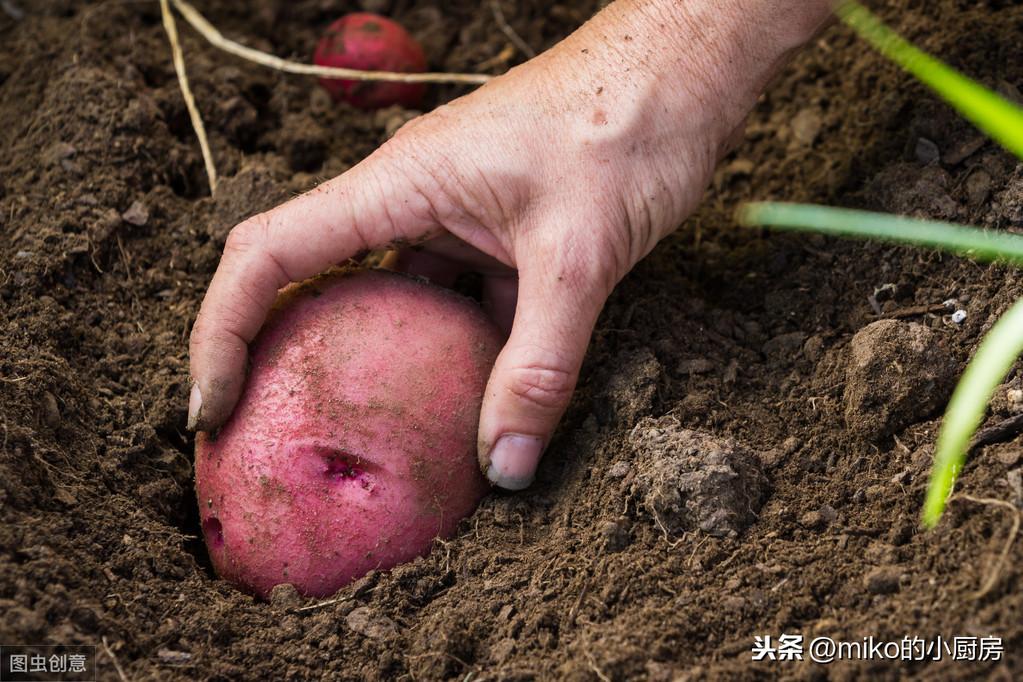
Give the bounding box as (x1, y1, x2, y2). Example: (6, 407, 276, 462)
(313, 13, 427, 109)
(195, 270, 501, 598)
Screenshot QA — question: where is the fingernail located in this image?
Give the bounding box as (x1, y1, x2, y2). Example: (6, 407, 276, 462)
(486, 434, 543, 490)
(187, 383, 203, 431)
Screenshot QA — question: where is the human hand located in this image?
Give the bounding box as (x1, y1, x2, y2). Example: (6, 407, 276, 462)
(188, 0, 833, 489)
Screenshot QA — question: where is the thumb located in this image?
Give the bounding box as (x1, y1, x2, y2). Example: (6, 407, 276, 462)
(478, 243, 609, 490)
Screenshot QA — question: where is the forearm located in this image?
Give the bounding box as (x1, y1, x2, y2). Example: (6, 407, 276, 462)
(507, 0, 832, 253)
(562, 0, 834, 142)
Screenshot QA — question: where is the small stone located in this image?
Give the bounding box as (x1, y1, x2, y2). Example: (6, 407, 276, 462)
(61, 158, 82, 175)
(269, 583, 303, 609)
(606, 461, 631, 478)
(723, 359, 739, 383)
(951, 309, 967, 325)
(791, 108, 822, 146)
(799, 505, 835, 531)
(800, 510, 824, 530)
(157, 649, 192, 665)
(863, 566, 902, 594)
(41, 391, 61, 428)
(915, 137, 940, 164)
(121, 200, 149, 227)
(598, 517, 631, 552)
(1007, 389, 1023, 414)
(345, 606, 398, 639)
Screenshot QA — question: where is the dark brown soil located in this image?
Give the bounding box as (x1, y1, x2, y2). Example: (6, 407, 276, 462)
(2, 0, 1023, 679)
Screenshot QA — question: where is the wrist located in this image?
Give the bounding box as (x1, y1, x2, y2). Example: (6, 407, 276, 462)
(555, 0, 833, 145)
(628, 0, 834, 139)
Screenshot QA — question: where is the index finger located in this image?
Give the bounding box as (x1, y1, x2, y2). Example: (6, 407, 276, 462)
(188, 159, 436, 431)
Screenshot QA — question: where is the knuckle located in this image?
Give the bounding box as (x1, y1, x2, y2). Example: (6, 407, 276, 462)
(505, 362, 576, 413)
(223, 215, 268, 256)
(551, 238, 617, 301)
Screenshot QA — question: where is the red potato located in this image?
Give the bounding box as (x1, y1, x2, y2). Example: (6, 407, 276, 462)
(195, 270, 501, 598)
(313, 13, 427, 109)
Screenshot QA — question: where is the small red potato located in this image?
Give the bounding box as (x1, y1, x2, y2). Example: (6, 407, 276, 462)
(195, 270, 501, 598)
(313, 13, 428, 109)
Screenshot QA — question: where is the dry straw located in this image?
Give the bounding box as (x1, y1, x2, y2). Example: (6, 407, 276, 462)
(159, 0, 495, 195)
(160, 0, 218, 195)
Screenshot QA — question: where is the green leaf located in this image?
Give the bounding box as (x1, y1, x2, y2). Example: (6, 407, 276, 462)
(837, 0, 1023, 161)
(738, 202, 1023, 266)
(922, 298, 1023, 527)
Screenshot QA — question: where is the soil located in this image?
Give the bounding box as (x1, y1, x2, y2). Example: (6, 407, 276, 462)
(2, 0, 1022, 680)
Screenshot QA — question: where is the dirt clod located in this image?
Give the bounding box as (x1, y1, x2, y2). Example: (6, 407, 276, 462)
(120, 200, 149, 227)
(864, 566, 904, 595)
(628, 418, 769, 539)
(269, 583, 303, 610)
(843, 319, 956, 441)
(345, 606, 399, 640)
(799, 505, 836, 531)
(598, 517, 632, 552)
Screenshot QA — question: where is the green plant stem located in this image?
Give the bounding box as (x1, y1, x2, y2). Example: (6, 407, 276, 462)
(837, 1, 1023, 159)
(738, 202, 1023, 266)
(923, 298, 1023, 527)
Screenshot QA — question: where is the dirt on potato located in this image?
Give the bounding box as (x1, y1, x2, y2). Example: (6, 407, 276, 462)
(2, 0, 1022, 679)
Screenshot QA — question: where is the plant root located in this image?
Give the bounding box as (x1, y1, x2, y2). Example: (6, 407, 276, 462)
(159, 0, 217, 196)
(101, 636, 131, 682)
(952, 493, 1021, 600)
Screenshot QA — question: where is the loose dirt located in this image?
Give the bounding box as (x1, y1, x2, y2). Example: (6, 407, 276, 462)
(2, 0, 1021, 679)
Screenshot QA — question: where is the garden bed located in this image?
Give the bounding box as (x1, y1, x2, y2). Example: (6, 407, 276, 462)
(1, 0, 1020, 678)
